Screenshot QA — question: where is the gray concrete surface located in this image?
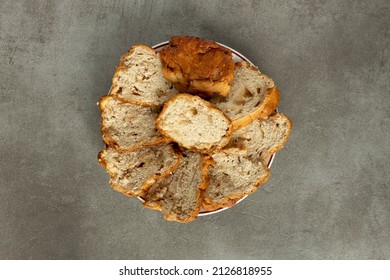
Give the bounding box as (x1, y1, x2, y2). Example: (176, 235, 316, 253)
(0, 0, 389, 259)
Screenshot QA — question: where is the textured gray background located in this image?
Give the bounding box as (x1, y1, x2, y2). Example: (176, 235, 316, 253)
(0, 0, 389, 259)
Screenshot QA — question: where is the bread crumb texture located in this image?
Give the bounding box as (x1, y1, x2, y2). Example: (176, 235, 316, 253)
(144, 150, 206, 223)
(155, 94, 232, 152)
(109, 45, 177, 106)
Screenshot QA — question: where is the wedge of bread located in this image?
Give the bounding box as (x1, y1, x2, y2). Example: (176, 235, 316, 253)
(99, 95, 167, 151)
(228, 113, 292, 163)
(109, 44, 178, 107)
(155, 94, 233, 153)
(143, 150, 209, 223)
(159, 36, 235, 97)
(211, 61, 280, 130)
(98, 144, 181, 197)
(202, 148, 270, 211)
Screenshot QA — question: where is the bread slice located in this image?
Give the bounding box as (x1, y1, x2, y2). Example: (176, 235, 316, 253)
(159, 36, 235, 97)
(155, 94, 233, 153)
(98, 144, 181, 197)
(143, 150, 209, 223)
(210, 61, 280, 130)
(202, 148, 270, 211)
(99, 95, 167, 151)
(109, 44, 178, 107)
(228, 113, 292, 163)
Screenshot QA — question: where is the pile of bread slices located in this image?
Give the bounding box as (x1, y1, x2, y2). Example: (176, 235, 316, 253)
(98, 36, 292, 223)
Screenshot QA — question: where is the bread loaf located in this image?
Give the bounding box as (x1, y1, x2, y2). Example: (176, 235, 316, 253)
(159, 36, 235, 97)
(109, 45, 177, 107)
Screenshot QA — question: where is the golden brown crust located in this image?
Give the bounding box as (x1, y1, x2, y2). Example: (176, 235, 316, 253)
(97, 145, 182, 197)
(200, 155, 212, 190)
(155, 94, 234, 153)
(109, 86, 162, 108)
(231, 86, 280, 131)
(159, 36, 234, 97)
(111, 138, 172, 153)
(106, 95, 161, 108)
(142, 201, 162, 211)
(97, 150, 106, 168)
(201, 197, 240, 212)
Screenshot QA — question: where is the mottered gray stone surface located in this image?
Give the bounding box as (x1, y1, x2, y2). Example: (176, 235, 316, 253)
(0, 0, 389, 259)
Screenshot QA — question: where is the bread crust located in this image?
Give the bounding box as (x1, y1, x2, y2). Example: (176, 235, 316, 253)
(97, 144, 181, 197)
(201, 197, 241, 212)
(159, 36, 234, 97)
(155, 94, 234, 153)
(231, 86, 280, 131)
(108, 138, 171, 153)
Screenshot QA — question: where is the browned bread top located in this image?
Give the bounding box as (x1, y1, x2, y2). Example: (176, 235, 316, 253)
(159, 36, 235, 97)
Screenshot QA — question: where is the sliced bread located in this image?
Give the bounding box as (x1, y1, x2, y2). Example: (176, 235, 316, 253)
(202, 148, 270, 211)
(228, 113, 292, 163)
(99, 95, 167, 151)
(109, 44, 178, 107)
(98, 144, 181, 197)
(143, 150, 208, 223)
(210, 61, 280, 130)
(155, 94, 233, 153)
(159, 36, 235, 97)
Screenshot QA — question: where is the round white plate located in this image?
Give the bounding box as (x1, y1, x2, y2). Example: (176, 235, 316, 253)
(149, 41, 275, 216)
